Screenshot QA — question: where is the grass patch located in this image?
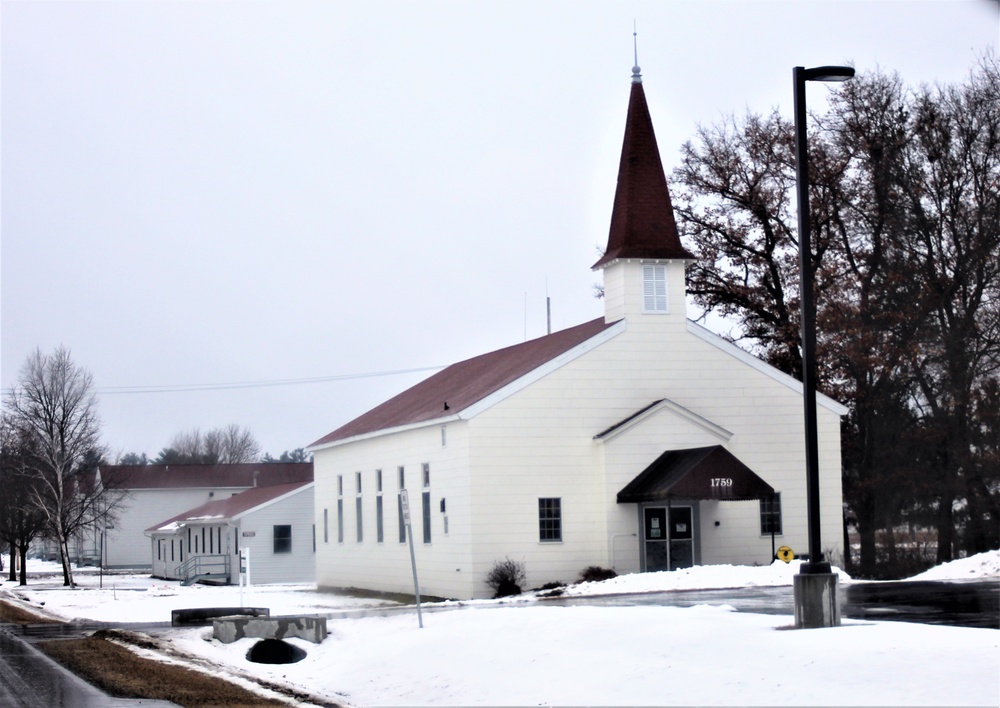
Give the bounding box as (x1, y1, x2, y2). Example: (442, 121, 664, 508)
(0, 598, 62, 624)
(37, 631, 292, 707)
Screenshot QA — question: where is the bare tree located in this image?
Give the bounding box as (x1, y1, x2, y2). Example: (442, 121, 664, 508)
(0, 414, 47, 585)
(155, 424, 261, 464)
(219, 423, 261, 463)
(4, 347, 112, 586)
(672, 57, 999, 575)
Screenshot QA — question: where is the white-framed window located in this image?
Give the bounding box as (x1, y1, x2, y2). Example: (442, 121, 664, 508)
(376, 469, 384, 543)
(539, 498, 562, 542)
(760, 493, 782, 535)
(356, 471, 363, 543)
(273, 525, 292, 554)
(642, 264, 668, 312)
(397, 466, 406, 543)
(337, 475, 344, 543)
(421, 463, 431, 544)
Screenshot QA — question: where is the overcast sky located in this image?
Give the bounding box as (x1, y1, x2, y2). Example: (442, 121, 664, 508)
(2, 0, 997, 460)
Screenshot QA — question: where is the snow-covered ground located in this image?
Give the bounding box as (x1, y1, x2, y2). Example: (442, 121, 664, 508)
(2, 552, 998, 707)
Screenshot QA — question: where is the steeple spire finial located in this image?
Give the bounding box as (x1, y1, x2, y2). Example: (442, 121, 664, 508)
(632, 21, 641, 83)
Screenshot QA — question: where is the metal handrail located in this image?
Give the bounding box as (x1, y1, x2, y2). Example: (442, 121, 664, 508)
(174, 553, 231, 581)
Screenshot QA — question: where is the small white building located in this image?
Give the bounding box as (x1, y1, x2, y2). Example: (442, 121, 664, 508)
(308, 67, 847, 600)
(146, 480, 315, 585)
(96, 463, 312, 570)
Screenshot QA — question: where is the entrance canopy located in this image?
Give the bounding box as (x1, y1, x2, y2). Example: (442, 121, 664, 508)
(617, 446, 775, 503)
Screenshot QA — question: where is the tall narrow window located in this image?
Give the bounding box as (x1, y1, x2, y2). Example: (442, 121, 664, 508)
(760, 493, 782, 535)
(273, 525, 292, 554)
(323, 508, 329, 543)
(356, 471, 364, 543)
(337, 499, 344, 542)
(642, 264, 668, 312)
(422, 463, 431, 544)
(397, 466, 406, 543)
(539, 498, 562, 542)
(376, 469, 384, 543)
(337, 475, 344, 543)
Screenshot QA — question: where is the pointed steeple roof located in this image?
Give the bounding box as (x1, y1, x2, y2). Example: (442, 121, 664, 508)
(592, 69, 694, 269)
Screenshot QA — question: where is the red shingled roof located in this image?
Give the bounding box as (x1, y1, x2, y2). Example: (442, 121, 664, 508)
(146, 481, 312, 533)
(99, 463, 312, 490)
(593, 78, 694, 269)
(310, 317, 617, 447)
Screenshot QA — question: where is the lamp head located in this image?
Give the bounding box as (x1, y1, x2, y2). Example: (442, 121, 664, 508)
(802, 65, 855, 82)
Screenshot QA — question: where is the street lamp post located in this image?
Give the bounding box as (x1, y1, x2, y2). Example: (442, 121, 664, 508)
(792, 64, 854, 628)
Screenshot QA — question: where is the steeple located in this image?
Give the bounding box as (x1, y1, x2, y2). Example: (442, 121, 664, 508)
(592, 67, 694, 270)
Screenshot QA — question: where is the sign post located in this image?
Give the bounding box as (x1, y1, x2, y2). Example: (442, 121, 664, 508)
(400, 489, 423, 628)
(239, 548, 250, 607)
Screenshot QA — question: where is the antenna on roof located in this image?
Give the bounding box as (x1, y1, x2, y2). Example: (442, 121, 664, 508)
(632, 21, 641, 84)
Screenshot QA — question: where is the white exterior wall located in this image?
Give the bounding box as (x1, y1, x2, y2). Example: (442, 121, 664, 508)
(314, 422, 474, 599)
(108, 486, 248, 569)
(149, 487, 315, 585)
(312, 261, 844, 599)
(463, 311, 842, 593)
(235, 486, 316, 585)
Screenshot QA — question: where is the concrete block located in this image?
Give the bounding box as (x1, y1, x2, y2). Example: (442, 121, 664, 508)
(213, 615, 328, 644)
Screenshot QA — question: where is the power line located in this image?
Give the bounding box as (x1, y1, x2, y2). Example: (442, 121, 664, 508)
(89, 365, 446, 395)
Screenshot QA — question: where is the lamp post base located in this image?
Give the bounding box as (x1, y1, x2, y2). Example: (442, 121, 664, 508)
(793, 571, 840, 628)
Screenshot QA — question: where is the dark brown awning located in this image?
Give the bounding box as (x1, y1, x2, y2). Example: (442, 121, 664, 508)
(617, 446, 775, 503)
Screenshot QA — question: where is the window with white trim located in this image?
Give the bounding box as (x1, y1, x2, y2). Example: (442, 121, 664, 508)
(539, 498, 562, 542)
(397, 466, 406, 543)
(421, 463, 431, 544)
(337, 475, 344, 543)
(760, 493, 782, 535)
(356, 471, 364, 543)
(642, 264, 668, 312)
(376, 469, 384, 543)
(273, 525, 292, 554)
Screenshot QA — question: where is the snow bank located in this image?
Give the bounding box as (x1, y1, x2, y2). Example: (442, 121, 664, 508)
(908, 549, 1000, 581)
(561, 559, 851, 597)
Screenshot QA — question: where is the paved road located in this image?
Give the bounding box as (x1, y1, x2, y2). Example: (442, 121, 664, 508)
(546, 579, 1000, 629)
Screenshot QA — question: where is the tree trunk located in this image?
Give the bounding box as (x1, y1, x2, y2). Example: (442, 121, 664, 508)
(59, 537, 74, 587)
(841, 515, 853, 574)
(17, 544, 28, 586)
(8, 543, 17, 582)
(936, 497, 954, 564)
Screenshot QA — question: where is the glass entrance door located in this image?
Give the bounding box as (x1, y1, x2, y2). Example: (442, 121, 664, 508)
(668, 506, 694, 570)
(643, 505, 695, 572)
(643, 507, 668, 571)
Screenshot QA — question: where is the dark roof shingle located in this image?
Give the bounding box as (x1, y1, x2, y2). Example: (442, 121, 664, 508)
(99, 463, 313, 491)
(593, 79, 694, 269)
(146, 480, 312, 533)
(310, 317, 617, 447)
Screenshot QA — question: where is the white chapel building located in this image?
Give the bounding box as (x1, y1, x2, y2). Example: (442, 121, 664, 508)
(308, 66, 847, 600)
